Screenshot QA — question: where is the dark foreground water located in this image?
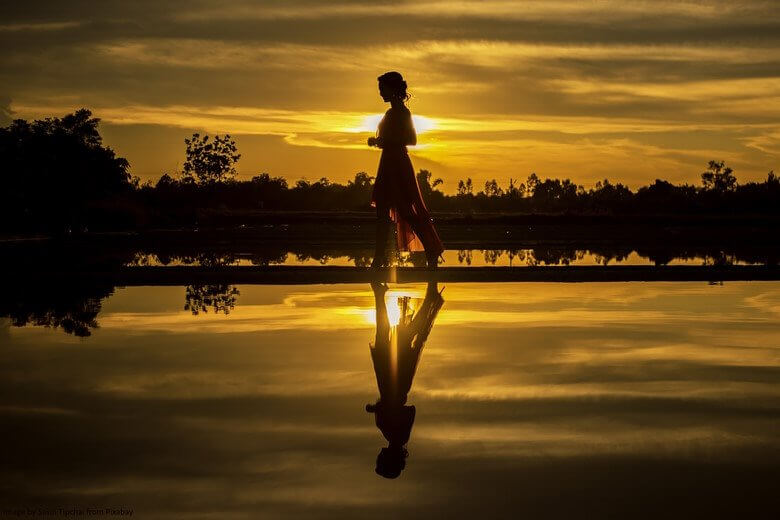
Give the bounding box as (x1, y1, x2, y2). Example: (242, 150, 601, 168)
(2, 282, 779, 518)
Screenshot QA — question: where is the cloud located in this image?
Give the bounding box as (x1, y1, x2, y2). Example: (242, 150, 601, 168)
(1, 1, 779, 185)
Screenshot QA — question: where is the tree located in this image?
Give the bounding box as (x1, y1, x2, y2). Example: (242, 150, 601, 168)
(589, 178, 633, 213)
(507, 178, 525, 198)
(526, 173, 540, 195)
(0, 108, 132, 231)
(252, 172, 288, 190)
(701, 160, 737, 192)
(530, 176, 581, 211)
(182, 133, 240, 184)
(416, 169, 443, 198)
(457, 178, 473, 195)
(349, 171, 374, 188)
(483, 179, 503, 197)
(156, 173, 177, 188)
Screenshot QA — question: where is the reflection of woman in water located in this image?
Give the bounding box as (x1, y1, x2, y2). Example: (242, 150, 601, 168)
(368, 71, 445, 269)
(366, 280, 445, 478)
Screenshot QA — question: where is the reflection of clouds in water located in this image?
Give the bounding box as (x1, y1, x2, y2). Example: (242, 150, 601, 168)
(98, 287, 435, 333)
(90, 283, 780, 336)
(2, 281, 780, 516)
(742, 288, 780, 317)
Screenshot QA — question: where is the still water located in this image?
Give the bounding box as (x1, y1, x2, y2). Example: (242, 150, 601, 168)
(2, 282, 779, 518)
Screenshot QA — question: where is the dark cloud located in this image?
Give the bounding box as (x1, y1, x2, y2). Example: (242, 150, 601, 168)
(3, 1, 780, 47)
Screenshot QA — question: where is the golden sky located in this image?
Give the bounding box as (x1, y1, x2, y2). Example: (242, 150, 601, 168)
(2, 0, 780, 190)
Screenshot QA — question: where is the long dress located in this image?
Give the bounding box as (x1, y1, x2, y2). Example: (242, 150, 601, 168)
(370, 106, 444, 254)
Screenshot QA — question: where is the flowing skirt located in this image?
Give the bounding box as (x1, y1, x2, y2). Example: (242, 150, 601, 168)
(370, 147, 444, 254)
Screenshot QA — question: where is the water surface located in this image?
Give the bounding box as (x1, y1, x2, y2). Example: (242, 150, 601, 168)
(2, 282, 779, 518)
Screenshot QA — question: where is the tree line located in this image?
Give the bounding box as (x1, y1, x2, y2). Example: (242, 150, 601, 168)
(2, 109, 778, 233)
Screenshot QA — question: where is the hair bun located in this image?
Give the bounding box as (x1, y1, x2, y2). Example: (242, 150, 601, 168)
(378, 71, 410, 101)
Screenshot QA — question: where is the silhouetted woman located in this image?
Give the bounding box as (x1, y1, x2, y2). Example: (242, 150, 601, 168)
(368, 72, 445, 268)
(366, 280, 444, 478)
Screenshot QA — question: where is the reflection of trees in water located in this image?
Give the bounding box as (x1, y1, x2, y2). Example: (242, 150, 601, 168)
(460, 248, 587, 266)
(638, 247, 777, 267)
(15, 240, 776, 274)
(176, 253, 237, 267)
(184, 284, 240, 315)
(451, 246, 775, 267)
(250, 252, 289, 266)
(292, 251, 373, 267)
(591, 248, 633, 266)
(0, 283, 115, 337)
(483, 249, 502, 265)
(458, 250, 473, 265)
(129, 251, 156, 266)
(130, 248, 374, 267)
(352, 255, 373, 267)
(394, 252, 429, 268)
(116, 242, 778, 268)
(295, 253, 331, 265)
(128, 251, 237, 267)
(524, 248, 584, 266)
(704, 252, 738, 267)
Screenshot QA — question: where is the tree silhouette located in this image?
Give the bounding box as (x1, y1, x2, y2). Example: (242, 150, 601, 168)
(182, 133, 240, 184)
(507, 178, 525, 198)
(3, 106, 779, 237)
(457, 178, 473, 195)
(701, 160, 737, 193)
(184, 284, 240, 315)
(416, 169, 443, 198)
(349, 171, 374, 189)
(1, 282, 115, 337)
(483, 179, 504, 197)
(0, 108, 132, 231)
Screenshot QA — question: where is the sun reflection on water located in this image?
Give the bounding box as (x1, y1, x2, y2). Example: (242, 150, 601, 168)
(363, 288, 425, 326)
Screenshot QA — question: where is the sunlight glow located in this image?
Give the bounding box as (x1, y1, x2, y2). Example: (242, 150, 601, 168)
(386, 298, 401, 327)
(363, 288, 426, 326)
(413, 115, 437, 134)
(364, 296, 402, 326)
(351, 114, 437, 134)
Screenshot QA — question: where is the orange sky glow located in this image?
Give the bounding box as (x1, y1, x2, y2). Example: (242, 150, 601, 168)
(2, 1, 779, 191)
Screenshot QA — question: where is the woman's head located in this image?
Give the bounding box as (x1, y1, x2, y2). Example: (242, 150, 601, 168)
(375, 446, 408, 479)
(377, 71, 410, 103)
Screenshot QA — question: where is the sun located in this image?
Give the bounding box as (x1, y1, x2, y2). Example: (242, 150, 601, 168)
(350, 114, 437, 134)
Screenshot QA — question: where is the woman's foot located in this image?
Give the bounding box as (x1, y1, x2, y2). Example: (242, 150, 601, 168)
(426, 251, 442, 269)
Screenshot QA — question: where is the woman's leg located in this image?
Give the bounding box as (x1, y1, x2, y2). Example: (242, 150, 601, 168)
(398, 208, 441, 267)
(372, 205, 393, 268)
